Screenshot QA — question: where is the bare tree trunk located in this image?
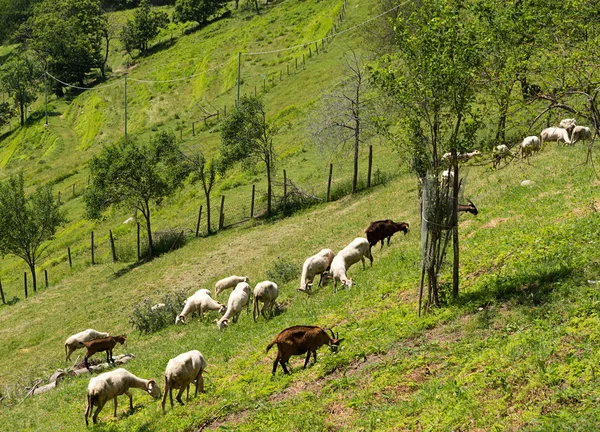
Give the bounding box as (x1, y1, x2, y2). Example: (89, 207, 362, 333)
(352, 116, 360, 194)
(19, 101, 25, 126)
(452, 155, 459, 298)
(266, 155, 272, 216)
(143, 203, 153, 258)
(205, 191, 212, 234)
(28, 262, 37, 292)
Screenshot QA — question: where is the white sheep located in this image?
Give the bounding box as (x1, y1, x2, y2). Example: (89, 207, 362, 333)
(457, 150, 481, 162)
(175, 291, 225, 324)
(330, 238, 373, 292)
(151, 303, 166, 311)
(441, 169, 454, 186)
(299, 248, 335, 292)
(540, 127, 571, 147)
(161, 350, 207, 414)
(520, 136, 541, 159)
(559, 118, 577, 131)
(84, 368, 161, 425)
(214, 275, 249, 297)
(571, 126, 593, 145)
(493, 144, 513, 168)
(216, 282, 251, 330)
(64, 329, 109, 362)
(252, 281, 279, 321)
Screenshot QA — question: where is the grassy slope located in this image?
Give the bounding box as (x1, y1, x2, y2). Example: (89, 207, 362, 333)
(0, 144, 599, 431)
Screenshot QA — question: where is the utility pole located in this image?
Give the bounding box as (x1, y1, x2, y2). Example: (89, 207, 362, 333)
(124, 76, 128, 140)
(44, 71, 48, 125)
(236, 52, 242, 108)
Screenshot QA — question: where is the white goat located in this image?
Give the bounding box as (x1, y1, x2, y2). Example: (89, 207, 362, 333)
(85, 368, 161, 425)
(214, 275, 249, 297)
(253, 281, 279, 322)
(216, 282, 251, 330)
(540, 127, 571, 146)
(64, 329, 109, 362)
(571, 126, 593, 145)
(161, 350, 207, 414)
(559, 118, 577, 131)
(457, 150, 481, 162)
(175, 291, 225, 324)
(299, 248, 335, 292)
(493, 144, 513, 168)
(330, 238, 373, 292)
(521, 136, 541, 159)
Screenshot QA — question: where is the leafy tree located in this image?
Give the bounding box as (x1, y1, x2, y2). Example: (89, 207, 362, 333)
(120, 0, 169, 55)
(0, 101, 13, 128)
(0, 173, 65, 293)
(0, 0, 36, 43)
(173, 0, 227, 26)
(0, 55, 40, 126)
(85, 132, 189, 259)
(27, 0, 107, 92)
(221, 95, 278, 217)
(189, 152, 226, 234)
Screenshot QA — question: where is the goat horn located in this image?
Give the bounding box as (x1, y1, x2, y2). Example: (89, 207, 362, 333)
(328, 328, 335, 340)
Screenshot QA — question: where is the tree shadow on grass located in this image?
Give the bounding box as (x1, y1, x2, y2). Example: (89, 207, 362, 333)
(111, 259, 149, 279)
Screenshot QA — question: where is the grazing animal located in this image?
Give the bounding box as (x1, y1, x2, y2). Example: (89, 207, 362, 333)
(365, 220, 409, 251)
(493, 144, 513, 168)
(457, 199, 478, 215)
(161, 350, 207, 414)
(559, 118, 577, 134)
(521, 136, 541, 159)
(85, 368, 161, 425)
(83, 335, 127, 369)
(540, 127, 571, 147)
(216, 282, 252, 330)
(253, 281, 279, 321)
(299, 248, 335, 292)
(330, 238, 373, 291)
(441, 150, 481, 164)
(64, 329, 109, 362)
(266, 325, 344, 375)
(570, 126, 593, 145)
(441, 169, 454, 185)
(214, 275, 249, 297)
(151, 303, 166, 312)
(176, 290, 225, 324)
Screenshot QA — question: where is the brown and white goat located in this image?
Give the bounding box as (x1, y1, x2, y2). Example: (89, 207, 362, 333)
(266, 325, 343, 375)
(83, 335, 127, 369)
(365, 220, 409, 251)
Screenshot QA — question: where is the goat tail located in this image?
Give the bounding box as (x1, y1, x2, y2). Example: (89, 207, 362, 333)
(266, 341, 276, 354)
(253, 295, 259, 322)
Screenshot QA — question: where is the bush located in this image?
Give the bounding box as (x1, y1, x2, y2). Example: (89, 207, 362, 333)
(140, 229, 187, 258)
(128, 289, 188, 335)
(266, 257, 299, 283)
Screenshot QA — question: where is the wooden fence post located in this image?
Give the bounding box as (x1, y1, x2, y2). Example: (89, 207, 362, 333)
(287, 64, 289, 75)
(58, 191, 61, 204)
(68, 247, 72, 269)
(24, 272, 27, 299)
(218, 195, 225, 230)
(44, 270, 48, 288)
(137, 222, 141, 261)
(224, 105, 227, 117)
(109, 230, 117, 262)
(72, 184, 76, 197)
(250, 184, 255, 218)
(367, 145, 373, 188)
(283, 169, 287, 214)
(309, 47, 312, 58)
(0, 279, 5, 304)
(280, 70, 282, 81)
(315, 41, 318, 55)
(180, 128, 183, 141)
(295, 58, 298, 70)
(192, 122, 195, 136)
(263, 78, 266, 92)
(195, 204, 203, 237)
(327, 163, 333, 202)
(91, 231, 95, 265)
(303, 53, 305, 65)
(254, 85, 257, 97)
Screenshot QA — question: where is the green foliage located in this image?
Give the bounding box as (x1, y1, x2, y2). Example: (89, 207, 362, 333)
(189, 151, 226, 234)
(265, 256, 298, 283)
(173, 0, 227, 26)
(120, 0, 170, 55)
(0, 0, 34, 43)
(0, 101, 13, 128)
(0, 173, 65, 291)
(27, 0, 107, 89)
(128, 288, 188, 334)
(0, 55, 40, 126)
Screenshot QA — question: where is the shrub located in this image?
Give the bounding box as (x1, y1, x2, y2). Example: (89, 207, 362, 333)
(140, 229, 187, 258)
(266, 256, 299, 283)
(128, 289, 188, 335)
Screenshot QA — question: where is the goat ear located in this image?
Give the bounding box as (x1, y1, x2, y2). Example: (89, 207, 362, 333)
(336, 338, 345, 344)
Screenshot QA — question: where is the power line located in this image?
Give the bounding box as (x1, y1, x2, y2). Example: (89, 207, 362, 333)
(45, 72, 123, 90)
(129, 58, 236, 83)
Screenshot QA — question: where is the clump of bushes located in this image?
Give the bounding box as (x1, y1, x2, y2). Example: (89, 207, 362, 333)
(266, 257, 299, 283)
(128, 289, 187, 335)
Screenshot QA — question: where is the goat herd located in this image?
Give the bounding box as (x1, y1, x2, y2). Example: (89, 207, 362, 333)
(67, 219, 409, 424)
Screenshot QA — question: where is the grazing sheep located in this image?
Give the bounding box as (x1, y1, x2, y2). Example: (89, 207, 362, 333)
(161, 350, 207, 414)
(559, 118, 577, 135)
(266, 326, 344, 375)
(253, 281, 279, 321)
(457, 150, 481, 162)
(64, 329, 110, 362)
(176, 291, 226, 324)
(214, 275, 249, 297)
(540, 127, 571, 147)
(299, 249, 335, 293)
(493, 144, 513, 168)
(521, 136, 541, 159)
(571, 126, 593, 145)
(151, 303, 166, 312)
(364, 220, 409, 251)
(216, 282, 252, 330)
(330, 238, 373, 291)
(85, 368, 161, 425)
(83, 335, 127, 369)
(441, 169, 454, 183)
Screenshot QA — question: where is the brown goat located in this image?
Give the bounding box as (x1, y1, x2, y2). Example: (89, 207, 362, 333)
(266, 325, 343, 375)
(365, 220, 409, 250)
(83, 335, 127, 369)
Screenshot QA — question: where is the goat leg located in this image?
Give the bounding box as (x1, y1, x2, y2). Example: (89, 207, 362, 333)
(176, 387, 185, 405)
(272, 354, 280, 374)
(303, 351, 311, 369)
(113, 396, 118, 417)
(126, 390, 133, 412)
(281, 360, 290, 375)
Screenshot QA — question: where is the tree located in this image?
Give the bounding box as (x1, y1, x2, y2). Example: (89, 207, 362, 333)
(85, 132, 189, 259)
(372, 0, 484, 310)
(0, 55, 40, 126)
(27, 0, 107, 92)
(0, 101, 13, 128)
(0, 0, 35, 43)
(221, 95, 278, 217)
(0, 173, 65, 293)
(189, 152, 226, 234)
(173, 0, 227, 26)
(120, 0, 169, 55)
(312, 52, 376, 194)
